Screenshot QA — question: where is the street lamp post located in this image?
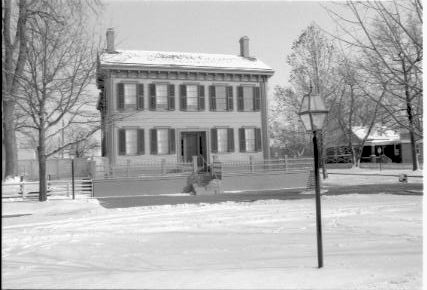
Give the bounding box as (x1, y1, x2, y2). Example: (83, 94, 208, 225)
(298, 90, 328, 268)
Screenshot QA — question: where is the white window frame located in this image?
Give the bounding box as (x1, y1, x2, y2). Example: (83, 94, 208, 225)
(245, 128, 256, 152)
(125, 129, 138, 155)
(217, 128, 229, 153)
(215, 86, 227, 111)
(243, 86, 254, 111)
(186, 85, 198, 111)
(124, 84, 137, 109)
(156, 84, 168, 109)
(157, 128, 169, 155)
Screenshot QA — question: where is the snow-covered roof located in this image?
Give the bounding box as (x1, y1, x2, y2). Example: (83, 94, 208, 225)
(352, 126, 400, 141)
(100, 49, 274, 73)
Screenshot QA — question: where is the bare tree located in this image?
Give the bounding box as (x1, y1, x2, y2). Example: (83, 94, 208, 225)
(285, 24, 337, 178)
(324, 0, 423, 170)
(64, 126, 100, 158)
(15, 0, 103, 201)
(327, 53, 387, 167)
(2, 0, 33, 178)
(269, 86, 312, 158)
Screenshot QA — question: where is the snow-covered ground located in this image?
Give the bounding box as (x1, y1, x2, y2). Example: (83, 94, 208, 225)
(2, 190, 422, 289)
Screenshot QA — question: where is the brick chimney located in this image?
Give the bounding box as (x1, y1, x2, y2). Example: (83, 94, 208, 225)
(106, 28, 115, 53)
(239, 36, 249, 58)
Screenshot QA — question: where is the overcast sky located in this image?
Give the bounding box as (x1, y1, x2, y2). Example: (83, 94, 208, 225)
(102, 0, 340, 92)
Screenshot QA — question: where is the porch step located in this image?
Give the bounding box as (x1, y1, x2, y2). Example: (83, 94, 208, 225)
(197, 172, 213, 186)
(192, 179, 223, 195)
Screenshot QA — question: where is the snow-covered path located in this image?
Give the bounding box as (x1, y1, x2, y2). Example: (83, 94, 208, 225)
(2, 193, 422, 289)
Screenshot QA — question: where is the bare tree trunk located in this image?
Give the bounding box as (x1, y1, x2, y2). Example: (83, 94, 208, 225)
(407, 98, 419, 171)
(3, 101, 18, 177)
(355, 150, 361, 168)
(348, 84, 357, 168)
(38, 127, 47, 202)
(2, 0, 29, 178)
(401, 56, 419, 171)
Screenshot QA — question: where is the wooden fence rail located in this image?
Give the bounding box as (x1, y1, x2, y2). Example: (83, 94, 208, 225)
(2, 179, 93, 200)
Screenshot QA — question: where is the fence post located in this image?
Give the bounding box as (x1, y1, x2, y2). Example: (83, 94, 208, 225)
(19, 176, 24, 196)
(110, 164, 114, 178)
(90, 180, 94, 198)
(284, 155, 288, 172)
(66, 182, 70, 197)
(47, 174, 51, 192)
(161, 159, 166, 175)
(249, 155, 254, 173)
(127, 159, 131, 177)
(71, 159, 75, 200)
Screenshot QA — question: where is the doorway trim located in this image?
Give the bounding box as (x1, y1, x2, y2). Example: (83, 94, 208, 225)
(176, 128, 210, 164)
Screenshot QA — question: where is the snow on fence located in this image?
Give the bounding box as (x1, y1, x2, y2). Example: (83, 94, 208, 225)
(94, 157, 314, 180)
(95, 160, 193, 179)
(220, 157, 313, 175)
(2, 179, 93, 200)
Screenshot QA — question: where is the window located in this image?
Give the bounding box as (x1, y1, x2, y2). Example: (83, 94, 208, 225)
(156, 84, 168, 109)
(215, 86, 227, 111)
(125, 129, 138, 155)
(237, 86, 260, 111)
(150, 128, 176, 155)
(124, 84, 137, 108)
(186, 85, 198, 110)
(211, 128, 234, 153)
(209, 85, 233, 111)
(117, 83, 144, 111)
(118, 128, 145, 155)
(157, 129, 169, 155)
(243, 87, 254, 111)
(149, 84, 175, 110)
(180, 85, 204, 111)
(245, 128, 256, 152)
(217, 129, 228, 153)
(239, 128, 262, 152)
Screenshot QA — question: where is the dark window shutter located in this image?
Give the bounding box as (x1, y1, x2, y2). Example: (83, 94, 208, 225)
(255, 128, 262, 151)
(209, 86, 216, 111)
(180, 85, 187, 111)
(227, 128, 234, 152)
(226, 86, 233, 111)
(137, 84, 144, 110)
(237, 86, 244, 111)
(149, 84, 156, 110)
(198, 85, 205, 111)
(168, 84, 175, 110)
(117, 83, 124, 110)
(118, 129, 126, 155)
(239, 128, 246, 152)
(169, 128, 176, 154)
(150, 129, 157, 154)
(254, 87, 260, 111)
(137, 129, 145, 155)
(211, 128, 218, 153)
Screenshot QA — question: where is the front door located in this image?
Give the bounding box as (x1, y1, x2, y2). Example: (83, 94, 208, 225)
(181, 131, 207, 167)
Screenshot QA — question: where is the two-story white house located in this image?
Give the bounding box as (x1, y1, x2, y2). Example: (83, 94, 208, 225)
(97, 28, 274, 166)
